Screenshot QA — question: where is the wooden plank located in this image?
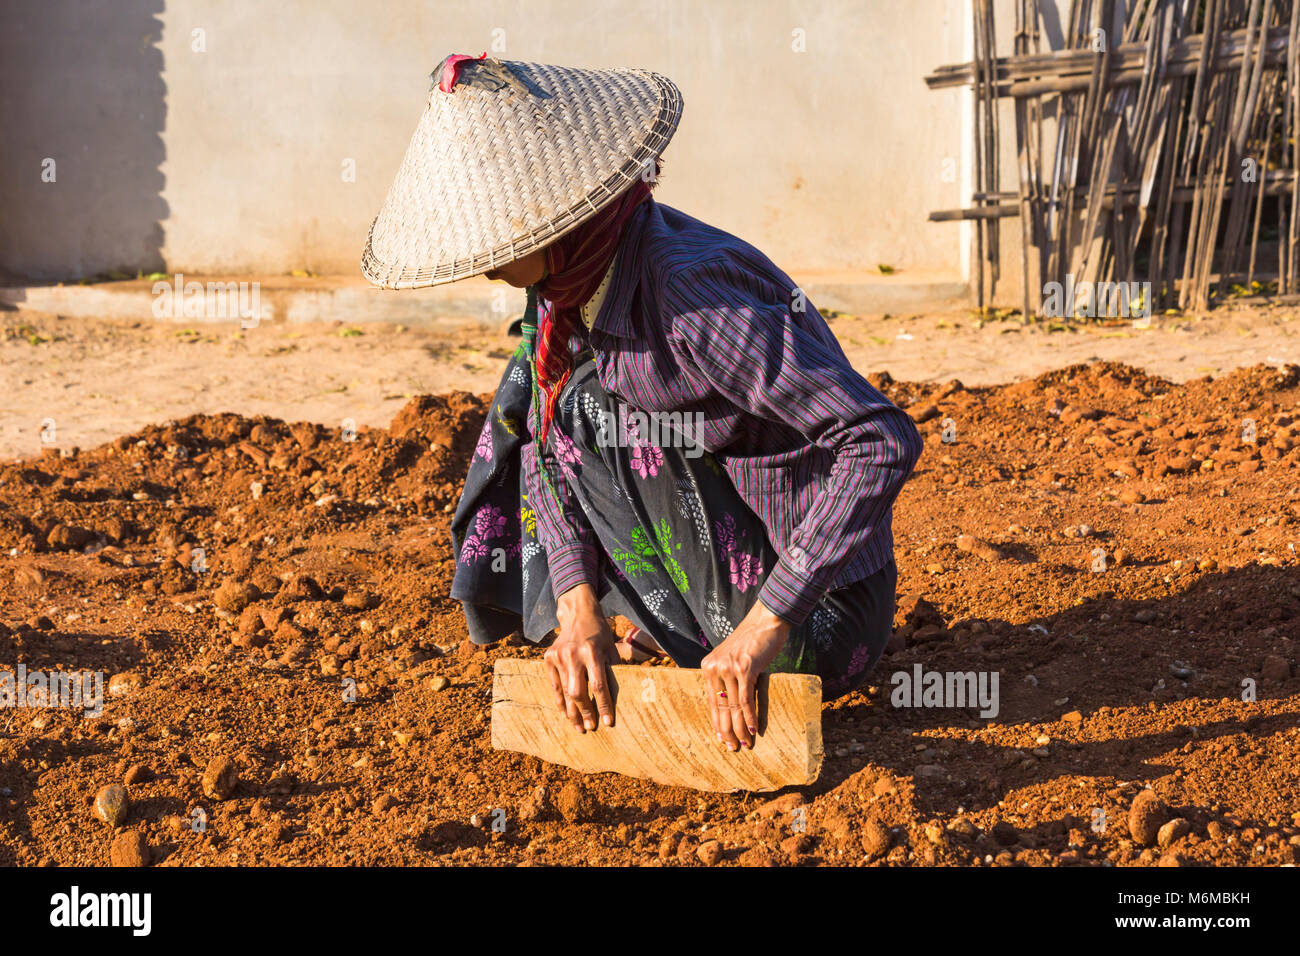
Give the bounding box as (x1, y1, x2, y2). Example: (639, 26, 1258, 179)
(489, 658, 823, 793)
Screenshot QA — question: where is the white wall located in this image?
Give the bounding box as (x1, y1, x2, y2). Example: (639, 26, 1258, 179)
(2, 0, 980, 289)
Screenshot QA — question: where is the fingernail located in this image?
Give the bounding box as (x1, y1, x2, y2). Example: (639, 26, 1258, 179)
(584, 719, 594, 731)
(748, 726, 757, 735)
(726, 742, 736, 752)
(602, 715, 611, 726)
(716, 733, 723, 742)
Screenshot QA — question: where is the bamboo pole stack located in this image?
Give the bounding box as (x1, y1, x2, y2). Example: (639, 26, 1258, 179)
(927, 0, 1300, 314)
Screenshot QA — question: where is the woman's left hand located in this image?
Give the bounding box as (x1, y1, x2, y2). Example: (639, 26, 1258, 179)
(701, 600, 792, 751)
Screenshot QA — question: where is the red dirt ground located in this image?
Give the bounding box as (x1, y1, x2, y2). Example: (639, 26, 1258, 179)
(2, 360, 1299, 866)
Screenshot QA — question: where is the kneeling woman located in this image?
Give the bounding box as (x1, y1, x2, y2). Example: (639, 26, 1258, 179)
(363, 54, 923, 752)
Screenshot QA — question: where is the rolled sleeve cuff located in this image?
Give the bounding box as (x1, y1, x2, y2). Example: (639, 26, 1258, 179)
(759, 555, 827, 628)
(547, 540, 599, 599)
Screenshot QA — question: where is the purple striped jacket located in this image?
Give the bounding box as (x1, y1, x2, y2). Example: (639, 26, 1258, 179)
(524, 201, 923, 626)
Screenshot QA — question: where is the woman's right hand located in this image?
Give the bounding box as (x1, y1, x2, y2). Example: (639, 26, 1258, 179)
(545, 584, 616, 732)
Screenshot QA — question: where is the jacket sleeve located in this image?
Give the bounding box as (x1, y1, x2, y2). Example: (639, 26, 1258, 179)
(520, 427, 601, 600)
(664, 259, 923, 626)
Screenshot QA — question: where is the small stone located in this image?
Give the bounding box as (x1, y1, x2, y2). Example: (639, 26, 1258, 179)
(213, 580, 260, 614)
(46, 524, 95, 551)
(555, 781, 593, 824)
(123, 764, 151, 786)
(200, 756, 239, 801)
(428, 675, 450, 692)
(281, 573, 324, 601)
(237, 605, 263, 634)
(1157, 817, 1191, 848)
(94, 784, 129, 828)
(517, 786, 550, 823)
(342, 590, 380, 611)
(372, 793, 397, 815)
(910, 404, 940, 424)
(697, 839, 724, 866)
(107, 672, 142, 698)
(956, 534, 1003, 562)
(1062, 710, 1083, 725)
(109, 830, 149, 867)
(1128, 790, 1169, 847)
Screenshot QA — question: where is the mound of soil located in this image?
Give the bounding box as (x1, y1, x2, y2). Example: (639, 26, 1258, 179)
(1, 363, 1299, 867)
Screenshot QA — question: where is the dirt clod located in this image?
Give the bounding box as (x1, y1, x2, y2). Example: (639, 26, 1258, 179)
(1129, 790, 1170, 847)
(109, 830, 149, 867)
(555, 782, 593, 824)
(200, 756, 238, 801)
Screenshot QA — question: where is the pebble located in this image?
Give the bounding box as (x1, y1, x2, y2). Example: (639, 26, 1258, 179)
(697, 839, 723, 866)
(1128, 789, 1169, 846)
(372, 793, 396, 815)
(213, 580, 260, 614)
(343, 590, 381, 611)
(94, 784, 129, 828)
(1157, 817, 1191, 848)
(200, 755, 239, 801)
(555, 781, 593, 824)
(107, 672, 143, 697)
(428, 675, 450, 692)
(956, 534, 1003, 562)
(123, 764, 151, 786)
(109, 830, 149, 867)
(517, 786, 550, 823)
(861, 819, 891, 859)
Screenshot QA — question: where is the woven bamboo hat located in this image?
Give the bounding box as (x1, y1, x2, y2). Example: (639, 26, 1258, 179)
(362, 55, 683, 289)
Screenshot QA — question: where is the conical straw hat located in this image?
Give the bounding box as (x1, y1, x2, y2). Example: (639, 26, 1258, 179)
(362, 56, 683, 289)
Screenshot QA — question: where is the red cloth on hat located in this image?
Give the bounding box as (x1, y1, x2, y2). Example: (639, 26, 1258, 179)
(438, 53, 487, 93)
(534, 180, 652, 448)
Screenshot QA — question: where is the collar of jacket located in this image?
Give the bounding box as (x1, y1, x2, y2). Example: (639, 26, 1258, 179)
(584, 200, 653, 340)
